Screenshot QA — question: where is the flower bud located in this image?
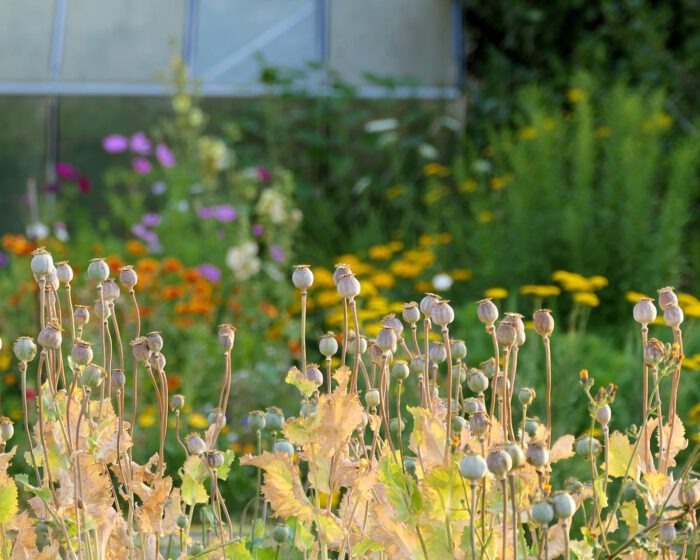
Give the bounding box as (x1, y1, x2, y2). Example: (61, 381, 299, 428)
(663, 304, 684, 328)
(533, 309, 554, 337)
(170, 394, 185, 411)
(74, 305, 90, 328)
(319, 332, 338, 357)
(332, 263, 352, 286)
(375, 326, 397, 353)
(305, 364, 323, 386)
(526, 442, 550, 468)
(272, 524, 291, 544)
(111, 369, 126, 389)
(402, 302, 421, 324)
(469, 412, 490, 437)
(130, 337, 151, 362)
(466, 370, 489, 394)
(429, 342, 447, 364)
(336, 273, 361, 299)
(496, 320, 517, 348)
(644, 338, 665, 367)
(38, 322, 62, 350)
(382, 314, 404, 336)
(185, 434, 207, 455)
(0, 417, 14, 443)
(148, 351, 166, 371)
(205, 450, 224, 469)
(657, 287, 678, 310)
(391, 361, 410, 381)
(575, 436, 601, 459)
(551, 492, 576, 519)
(364, 389, 381, 408)
(71, 340, 93, 366)
(505, 443, 526, 469)
(101, 279, 121, 301)
(248, 410, 266, 431)
(476, 298, 499, 327)
(486, 448, 512, 478)
(119, 265, 138, 289)
(147, 331, 164, 352)
(633, 297, 657, 325)
(79, 364, 104, 389)
(87, 258, 110, 282)
(13, 337, 37, 363)
(265, 407, 285, 431)
(596, 404, 612, 426)
(518, 388, 536, 406)
(531, 501, 554, 525)
(419, 293, 439, 319)
(450, 339, 467, 360)
(218, 324, 236, 353)
(431, 300, 455, 327)
(292, 265, 314, 290)
(55, 261, 74, 285)
(273, 440, 295, 456)
(30, 248, 54, 276)
(460, 454, 487, 481)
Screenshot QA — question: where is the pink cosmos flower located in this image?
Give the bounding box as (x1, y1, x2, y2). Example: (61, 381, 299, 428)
(132, 157, 152, 175)
(102, 134, 129, 153)
(156, 144, 175, 167)
(130, 132, 152, 155)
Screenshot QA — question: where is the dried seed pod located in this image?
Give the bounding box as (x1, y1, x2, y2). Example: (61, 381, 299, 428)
(402, 302, 421, 324)
(185, 434, 207, 455)
(205, 450, 224, 469)
(148, 351, 166, 371)
(466, 370, 489, 394)
(130, 337, 151, 362)
(332, 263, 352, 286)
(525, 442, 550, 468)
(575, 436, 602, 459)
(218, 324, 236, 353)
(336, 273, 361, 299)
(431, 300, 455, 327)
(463, 398, 485, 415)
(469, 412, 490, 437)
(495, 320, 517, 348)
(391, 360, 410, 381)
(476, 298, 499, 328)
(71, 340, 93, 366)
(80, 364, 104, 389)
(13, 337, 37, 363)
(644, 338, 665, 366)
(0, 417, 14, 443)
(419, 293, 440, 319)
(375, 326, 397, 353)
(531, 501, 554, 526)
(505, 443, 526, 469)
(265, 407, 285, 431)
(74, 305, 90, 328)
(657, 524, 677, 547)
(533, 309, 554, 337)
(111, 369, 126, 389)
(486, 448, 512, 478)
(450, 339, 467, 360)
(409, 355, 426, 373)
(596, 404, 612, 426)
(94, 299, 111, 321)
(38, 322, 62, 350)
(119, 265, 138, 289)
(292, 264, 314, 290)
(30, 248, 54, 277)
(208, 410, 226, 428)
(364, 389, 381, 408)
(305, 364, 323, 386)
(101, 279, 121, 301)
(247, 410, 266, 431)
(147, 331, 164, 352)
(347, 333, 368, 354)
(87, 258, 110, 282)
(657, 287, 678, 310)
(429, 342, 447, 364)
(55, 261, 74, 285)
(382, 314, 404, 336)
(663, 304, 684, 328)
(633, 297, 657, 325)
(170, 394, 185, 411)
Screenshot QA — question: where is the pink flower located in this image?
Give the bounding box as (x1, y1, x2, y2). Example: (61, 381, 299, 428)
(102, 134, 129, 153)
(56, 162, 79, 180)
(132, 157, 152, 175)
(252, 223, 264, 236)
(257, 167, 272, 181)
(77, 176, 91, 193)
(156, 144, 175, 167)
(130, 132, 152, 155)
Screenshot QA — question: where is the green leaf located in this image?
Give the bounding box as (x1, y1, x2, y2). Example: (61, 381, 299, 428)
(421, 521, 453, 558)
(217, 450, 236, 480)
(352, 538, 384, 555)
(181, 475, 209, 506)
(252, 547, 277, 560)
(225, 541, 252, 560)
(423, 464, 466, 521)
(182, 455, 208, 483)
(377, 456, 423, 522)
(285, 367, 317, 397)
(289, 517, 314, 551)
(14, 473, 51, 501)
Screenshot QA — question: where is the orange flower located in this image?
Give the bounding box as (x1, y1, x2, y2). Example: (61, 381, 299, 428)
(137, 258, 160, 274)
(167, 375, 182, 391)
(126, 240, 147, 256)
(162, 257, 183, 273)
(161, 286, 185, 300)
(2, 234, 35, 256)
(106, 255, 123, 272)
(260, 301, 278, 318)
(183, 268, 201, 282)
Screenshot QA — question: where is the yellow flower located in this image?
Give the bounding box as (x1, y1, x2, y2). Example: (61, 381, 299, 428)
(422, 163, 450, 177)
(689, 402, 700, 425)
(655, 112, 672, 129)
(477, 210, 493, 223)
(677, 293, 700, 308)
(450, 268, 473, 281)
(424, 184, 449, 205)
(552, 270, 594, 292)
(387, 185, 407, 199)
(489, 176, 507, 190)
(567, 88, 587, 103)
(573, 292, 600, 307)
(139, 413, 157, 428)
(484, 287, 508, 299)
(419, 234, 436, 246)
(682, 357, 700, 371)
(390, 261, 421, 278)
(683, 304, 700, 319)
(404, 249, 436, 267)
(368, 245, 393, 260)
(387, 241, 404, 252)
(589, 275, 609, 289)
(520, 284, 561, 297)
(314, 267, 335, 287)
(595, 127, 612, 138)
(542, 118, 556, 130)
(518, 127, 538, 140)
(316, 290, 342, 308)
(459, 179, 478, 193)
(436, 233, 452, 244)
(625, 291, 649, 303)
(415, 281, 433, 293)
(371, 272, 396, 289)
(188, 412, 209, 429)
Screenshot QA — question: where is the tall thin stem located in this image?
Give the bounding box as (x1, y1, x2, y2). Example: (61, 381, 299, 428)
(442, 326, 453, 463)
(300, 290, 308, 376)
(349, 299, 361, 393)
(544, 336, 552, 448)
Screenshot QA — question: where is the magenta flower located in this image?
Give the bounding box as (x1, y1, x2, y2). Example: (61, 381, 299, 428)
(252, 223, 264, 237)
(197, 207, 215, 219)
(102, 134, 129, 153)
(270, 244, 285, 262)
(156, 144, 175, 167)
(257, 167, 272, 181)
(213, 205, 237, 223)
(132, 157, 152, 175)
(197, 263, 222, 283)
(130, 132, 152, 155)
(56, 162, 79, 180)
(77, 176, 91, 193)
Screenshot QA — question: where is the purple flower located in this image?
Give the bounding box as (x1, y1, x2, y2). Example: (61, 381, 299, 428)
(131, 223, 149, 239)
(142, 212, 161, 228)
(213, 205, 237, 223)
(257, 167, 272, 181)
(156, 144, 175, 167)
(132, 157, 152, 175)
(152, 182, 167, 195)
(197, 263, 222, 283)
(197, 207, 215, 219)
(56, 162, 79, 180)
(102, 134, 129, 153)
(130, 132, 152, 155)
(252, 223, 264, 237)
(270, 244, 285, 262)
(0, 252, 8, 268)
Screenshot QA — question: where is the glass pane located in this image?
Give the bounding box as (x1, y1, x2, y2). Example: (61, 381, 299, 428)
(0, 0, 54, 81)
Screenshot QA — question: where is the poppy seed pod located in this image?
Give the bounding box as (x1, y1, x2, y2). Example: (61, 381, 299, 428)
(208, 410, 226, 428)
(467, 370, 489, 394)
(429, 342, 447, 364)
(506, 313, 526, 346)
(0, 417, 14, 443)
(681, 481, 700, 506)
(101, 279, 121, 301)
(657, 287, 678, 310)
(518, 387, 536, 406)
(402, 302, 421, 324)
(382, 314, 404, 336)
(38, 322, 62, 350)
(452, 415, 467, 432)
(74, 305, 90, 328)
(44, 269, 59, 292)
(526, 442, 550, 468)
(87, 258, 110, 283)
(633, 298, 657, 325)
(218, 324, 236, 353)
(486, 448, 512, 478)
(450, 339, 467, 360)
(347, 334, 368, 354)
(147, 331, 164, 352)
(176, 515, 188, 530)
(644, 338, 665, 367)
(596, 404, 612, 425)
(525, 418, 540, 437)
(148, 352, 166, 371)
(663, 304, 684, 328)
(390, 418, 405, 433)
(170, 394, 185, 411)
(292, 265, 314, 290)
(493, 374, 510, 399)
(403, 458, 417, 476)
(306, 364, 323, 386)
(476, 298, 499, 327)
(657, 524, 676, 547)
(505, 443, 526, 469)
(273, 440, 295, 456)
(460, 454, 487, 481)
(248, 410, 266, 431)
(55, 261, 74, 285)
(319, 332, 339, 357)
(119, 265, 138, 289)
(130, 337, 151, 362)
(551, 492, 576, 519)
(495, 320, 517, 348)
(336, 273, 361, 299)
(410, 355, 426, 373)
(332, 263, 352, 286)
(185, 434, 207, 455)
(94, 299, 111, 321)
(265, 407, 285, 431)
(531, 501, 555, 526)
(272, 524, 291, 545)
(369, 343, 384, 366)
(111, 369, 126, 389)
(469, 412, 490, 437)
(575, 436, 602, 459)
(71, 340, 93, 366)
(375, 326, 397, 353)
(391, 360, 410, 381)
(79, 364, 104, 389)
(13, 337, 37, 363)
(463, 398, 485, 415)
(419, 293, 439, 319)
(432, 300, 455, 327)
(30, 248, 54, 277)
(533, 309, 554, 337)
(205, 450, 225, 469)
(364, 389, 381, 408)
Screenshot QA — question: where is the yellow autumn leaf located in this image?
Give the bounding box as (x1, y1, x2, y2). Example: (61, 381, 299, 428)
(648, 416, 688, 468)
(137, 476, 172, 535)
(315, 512, 345, 546)
(285, 366, 317, 397)
(314, 392, 364, 458)
(604, 431, 639, 479)
(0, 479, 18, 524)
(550, 434, 576, 463)
(643, 472, 669, 502)
(620, 501, 639, 535)
(408, 406, 446, 469)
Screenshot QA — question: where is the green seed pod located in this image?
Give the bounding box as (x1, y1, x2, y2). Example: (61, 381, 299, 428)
(391, 360, 410, 381)
(273, 440, 295, 456)
(94, 298, 111, 321)
(575, 436, 602, 459)
(208, 410, 226, 428)
(505, 443, 525, 469)
(551, 492, 576, 519)
(55, 261, 74, 285)
(364, 389, 381, 408)
(265, 407, 285, 431)
(111, 369, 126, 389)
(460, 454, 487, 481)
(531, 500, 554, 526)
(272, 524, 291, 544)
(347, 334, 368, 354)
(319, 332, 339, 357)
(596, 404, 612, 426)
(463, 398, 485, 416)
(390, 417, 405, 434)
(87, 258, 110, 282)
(404, 457, 417, 476)
(79, 364, 104, 389)
(409, 355, 425, 373)
(525, 418, 540, 437)
(176, 514, 188, 530)
(13, 337, 37, 363)
(0, 417, 14, 443)
(657, 524, 676, 547)
(451, 415, 467, 433)
(248, 410, 266, 431)
(292, 265, 314, 290)
(30, 248, 54, 277)
(467, 370, 489, 394)
(189, 543, 204, 556)
(525, 442, 550, 468)
(681, 481, 700, 506)
(621, 481, 638, 502)
(450, 339, 467, 360)
(518, 387, 536, 406)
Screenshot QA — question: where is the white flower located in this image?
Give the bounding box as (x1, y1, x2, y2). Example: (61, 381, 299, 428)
(364, 118, 399, 134)
(257, 190, 286, 224)
(26, 222, 49, 240)
(226, 242, 261, 280)
(418, 143, 439, 160)
(432, 273, 453, 291)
